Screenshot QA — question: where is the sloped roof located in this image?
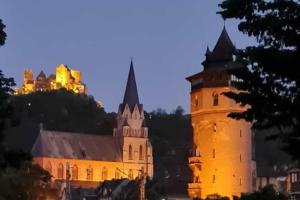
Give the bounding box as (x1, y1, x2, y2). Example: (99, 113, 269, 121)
(204, 26, 236, 64)
(36, 70, 47, 80)
(32, 130, 122, 162)
(120, 60, 142, 112)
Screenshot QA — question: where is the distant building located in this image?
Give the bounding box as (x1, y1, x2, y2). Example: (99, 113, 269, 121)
(186, 27, 256, 199)
(31, 61, 153, 187)
(288, 168, 300, 200)
(15, 64, 87, 94)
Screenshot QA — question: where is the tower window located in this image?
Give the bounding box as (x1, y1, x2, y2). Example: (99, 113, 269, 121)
(212, 93, 219, 106)
(240, 154, 242, 162)
(240, 178, 242, 185)
(212, 175, 216, 183)
(240, 130, 242, 138)
(213, 149, 215, 158)
(129, 145, 133, 160)
(139, 145, 143, 160)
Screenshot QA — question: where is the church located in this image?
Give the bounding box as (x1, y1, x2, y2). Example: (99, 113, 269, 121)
(186, 27, 256, 199)
(31, 61, 153, 185)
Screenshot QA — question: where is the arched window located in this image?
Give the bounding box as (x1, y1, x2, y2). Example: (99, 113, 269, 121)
(212, 93, 219, 106)
(57, 163, 64, 179)
(102, 167, 108, 180)
(128, 169, 133, 180)
(129, 145, 133, 160)
(87, 165, 93, 181)
(139, 145, 143, 160)
(72, 165, 78, 180)
(45, 161, 52, 174)
(115, 168, 120, 179)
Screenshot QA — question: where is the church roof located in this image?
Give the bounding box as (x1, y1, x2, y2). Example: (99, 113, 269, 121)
(36, 70, 47, 80)
(120, 60, 142, 112)
(204, 26, 236, 64)
(32, 130, 122, 162)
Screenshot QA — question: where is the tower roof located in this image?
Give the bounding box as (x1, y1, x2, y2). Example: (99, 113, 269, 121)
(36, 70, 46, 80)
(204, 26, 236, 64)
(122, 60, 140, 111)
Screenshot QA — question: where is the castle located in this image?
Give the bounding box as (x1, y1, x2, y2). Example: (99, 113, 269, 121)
(15, 64, 86, 94)
(186, 27, 256, 199)
(31, 61, 153, 185)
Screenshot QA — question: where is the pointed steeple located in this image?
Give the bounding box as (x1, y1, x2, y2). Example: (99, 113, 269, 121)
(122, 60, 140, 111)
(205, 46, 211, 56)
(203, 26, 236, 66)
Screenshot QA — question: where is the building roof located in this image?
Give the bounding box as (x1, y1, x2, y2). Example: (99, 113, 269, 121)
(36, 70, 47, 80)
(205, 26, 236, 63)
(122, 61, 140, 110)
(32, 130, 122, 162)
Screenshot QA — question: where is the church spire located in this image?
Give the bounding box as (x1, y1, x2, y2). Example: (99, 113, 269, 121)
(122, 60, 140, 111)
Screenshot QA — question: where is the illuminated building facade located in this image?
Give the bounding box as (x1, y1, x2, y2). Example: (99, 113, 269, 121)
(16, 64, 86, 94)
(186, 27, 256, 199)
(31, 61, 153, 184)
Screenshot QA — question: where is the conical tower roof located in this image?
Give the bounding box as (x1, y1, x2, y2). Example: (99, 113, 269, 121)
(204, 26, 236, 64)
(122, 60, 141, 112)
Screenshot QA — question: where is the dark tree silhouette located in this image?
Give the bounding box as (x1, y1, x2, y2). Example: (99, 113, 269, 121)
(219, 0, 300, 161)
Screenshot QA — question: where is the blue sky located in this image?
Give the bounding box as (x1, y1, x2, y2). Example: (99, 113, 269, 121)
(0, 0, 256, 113)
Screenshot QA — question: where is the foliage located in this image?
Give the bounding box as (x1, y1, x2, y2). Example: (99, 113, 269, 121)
(233, 185, 287, 200)
(0, 19, 6, 46)
(219, 0, 300, 161)
(145, 106, 192, 181)
(0, 161, 57, 200)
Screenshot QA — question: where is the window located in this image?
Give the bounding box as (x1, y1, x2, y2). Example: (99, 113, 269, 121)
(291, 173, 298, 183)
(194, 96, 198, 108)
(212, 175, 216, 183)
(213, 123, 217, 132)
(87, 165, 93, 181)
(240, 130, 242, 138)
(212, 93, 219, 106)
(240, 178, 242, 185)
(128, 169, 133, 180)
(115, 168, 121, 179)
(213, 149, 216, 158)
(57, 163, 64, 179)
(102, 167, 108, 180)
(139, 145, 143, 160)
(240, 154, 242, 162)
(45, 162, 52, 174)
(72, 165, 78, 180)
(129, 145, 133, 160)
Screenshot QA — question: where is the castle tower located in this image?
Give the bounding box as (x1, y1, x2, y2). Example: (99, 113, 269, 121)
(186, 27, 256, 199)
(113, 60, 153, 178)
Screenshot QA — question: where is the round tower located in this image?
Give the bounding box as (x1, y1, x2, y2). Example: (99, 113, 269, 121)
(186, 27, 256, 199)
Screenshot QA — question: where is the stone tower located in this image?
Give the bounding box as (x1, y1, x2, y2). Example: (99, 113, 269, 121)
(113, 60, 153, 178)
(186, 27, 256, 199)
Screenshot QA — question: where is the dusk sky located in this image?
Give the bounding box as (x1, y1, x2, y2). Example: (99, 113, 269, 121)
(0, 0, 256, 113)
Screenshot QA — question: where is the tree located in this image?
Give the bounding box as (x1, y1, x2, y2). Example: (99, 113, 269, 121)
(0, 19, 6, 46)
(0, 19, 54, 199)
(233, 185, 287, 200)
(218, 0, 300, 161)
